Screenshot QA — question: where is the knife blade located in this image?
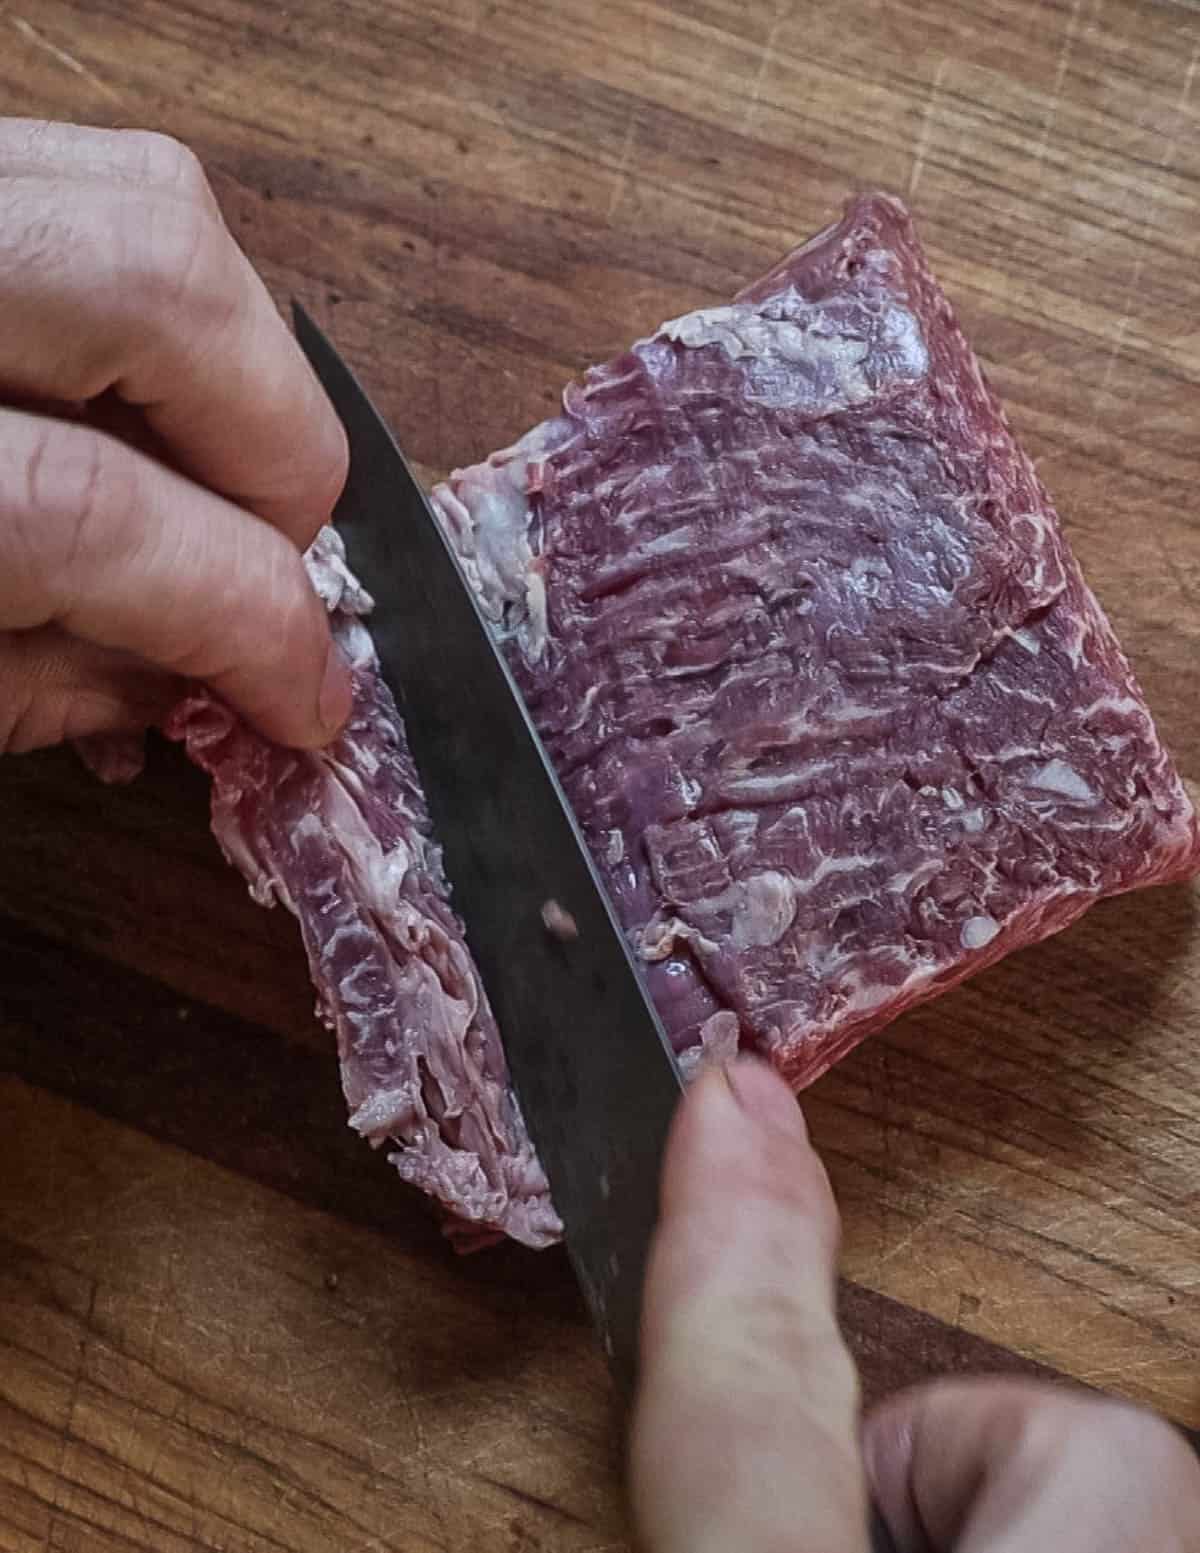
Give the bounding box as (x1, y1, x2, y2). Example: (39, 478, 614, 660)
(292, 307, 902, 1553)
(292, 303, 683, 1394)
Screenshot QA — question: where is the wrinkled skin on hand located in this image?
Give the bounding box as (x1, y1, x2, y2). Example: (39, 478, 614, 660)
(0, 117, 352, 756)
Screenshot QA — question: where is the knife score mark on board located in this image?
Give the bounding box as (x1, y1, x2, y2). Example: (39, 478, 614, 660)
(908, 54, 950, 199)
(6, 13, 125, 102)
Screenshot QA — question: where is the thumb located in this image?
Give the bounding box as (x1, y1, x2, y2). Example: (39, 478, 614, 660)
(630, 1056, 867, 1553)
(864, 1377, 1200, 1552)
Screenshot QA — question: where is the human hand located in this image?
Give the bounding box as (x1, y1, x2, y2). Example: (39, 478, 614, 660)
(0, 117, 352, 755)
(630, 1056, 1200, 1552)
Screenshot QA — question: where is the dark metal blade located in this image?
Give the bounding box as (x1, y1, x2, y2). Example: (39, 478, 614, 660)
(293, 304, 683, 1392)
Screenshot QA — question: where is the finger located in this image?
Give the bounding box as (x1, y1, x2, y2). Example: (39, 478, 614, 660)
(0, 624, 181, 753)
(630, 1056, 867, 1553)
(0, 118, 219, 208)
(864, 1377, 1200, 1553)
(0, 158, 346, 547)
(0, 406, 352, 749)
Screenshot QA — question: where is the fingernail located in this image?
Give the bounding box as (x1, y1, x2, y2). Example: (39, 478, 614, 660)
(319, 641, 353, 737)
(724, 1055, 809, 1142)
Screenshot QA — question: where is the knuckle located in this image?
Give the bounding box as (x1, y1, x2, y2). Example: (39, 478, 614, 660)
(262, 417, 350, 547)
(666, 1278, 860, 1440)
(111, 191, 245, 359)
(699, 1280, 850, 1395)
(736, 1282, 842, 1365)
(180, 527, 319, 686)
(118, 130, 213, 206)
(91, 161, 231, 339)
(23, 421, 134, 581)
(137, 196, 223, 318)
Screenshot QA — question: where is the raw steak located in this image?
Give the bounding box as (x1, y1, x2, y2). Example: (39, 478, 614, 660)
(92, 192, 1199, 1249)
(169, 532, 561, 1249)
(431, 192, 1200, 1092)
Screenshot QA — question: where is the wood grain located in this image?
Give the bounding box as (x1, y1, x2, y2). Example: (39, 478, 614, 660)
(0, 910, 1060, 1553)
(2, 0, 1200, 1545)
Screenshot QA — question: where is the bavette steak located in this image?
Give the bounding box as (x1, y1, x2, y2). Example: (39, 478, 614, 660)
(169, 532, 560, 1249)
(94, 193, 1200, 1248)
(431, 193, 1200, 1097)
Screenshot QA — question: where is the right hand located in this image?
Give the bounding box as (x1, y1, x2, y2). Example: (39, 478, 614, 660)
(0, 118, 352, 756)
(865, 1378, 1200, 1552)
(631, 1057, 1200, 1552)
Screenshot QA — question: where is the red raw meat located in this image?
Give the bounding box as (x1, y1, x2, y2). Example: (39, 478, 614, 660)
(169, 532, 561, 1249)
(88, 193, 1200, 1246)
(431, 193, 1200, 1090)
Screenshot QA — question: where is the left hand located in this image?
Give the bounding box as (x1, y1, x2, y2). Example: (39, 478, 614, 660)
(0, 117, 352, 755)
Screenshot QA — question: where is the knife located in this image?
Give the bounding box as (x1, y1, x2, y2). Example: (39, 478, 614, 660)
(293, 302, 682, 1393)
(293, 305, 901, 1553)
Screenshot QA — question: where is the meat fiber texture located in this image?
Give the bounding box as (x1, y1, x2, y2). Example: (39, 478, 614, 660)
(83, 192, 1200, 1252)
(168, 533, 561, 1250)
(431, 192, 1200, 1098)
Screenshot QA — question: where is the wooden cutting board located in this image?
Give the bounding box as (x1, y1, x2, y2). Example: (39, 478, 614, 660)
(2, 0, 1199, 1547)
